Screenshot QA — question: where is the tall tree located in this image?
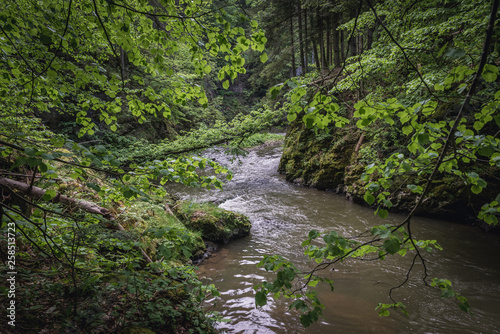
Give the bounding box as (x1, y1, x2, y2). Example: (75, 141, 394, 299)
(298, 3, 306, 74)
(291, 15, 297, 76)
(304, 7, 310, 73)
(333, 12, 341, 66)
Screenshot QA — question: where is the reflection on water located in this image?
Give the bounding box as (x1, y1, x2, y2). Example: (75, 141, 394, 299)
(170, 143, 500, 334)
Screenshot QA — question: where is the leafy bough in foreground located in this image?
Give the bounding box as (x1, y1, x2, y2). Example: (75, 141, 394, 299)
(253, 226, 465, 327)
(254, 0, 499, 327)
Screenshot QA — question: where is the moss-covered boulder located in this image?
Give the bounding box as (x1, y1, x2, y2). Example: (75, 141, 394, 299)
(173, 201, 251, 243)
(120, 199, 206, 262)
(279, 123, 359, 191)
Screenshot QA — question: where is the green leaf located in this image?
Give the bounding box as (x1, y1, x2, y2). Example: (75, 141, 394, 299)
(308, 229, 319, 239)
(364, 192, 376, 205)
(371, 226, 391, 239)
(478, 146, 494, 157)
(42, 189, 57, 201)
(287, 113, 297, 122)
(255, 291, 267, 307)
(494, 114, 500, 127)
(87, 182, 101, 192)
(383, 238, 401, 254)
(41, 153, 54, 160)
(223, 80, 229, 89)
(377, 209, 389, 219)
(260, 52, 268, 63)
(417, 133, 430, 145)
(402, 125, 413, 135)
(300, 113, 312, 128)
(437, 43, 448, 58)
(270, 85, 282, 99)
(308, 279, 319, 287)
(434, 83, 445, 91)
(471, 184, 482, 194)
(25, 147, 37, 156)
(482, 64, 499, 82)
(287, 80, 298, 89)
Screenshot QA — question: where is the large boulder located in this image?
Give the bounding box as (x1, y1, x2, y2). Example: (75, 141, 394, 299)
(173, 201, 251, 243)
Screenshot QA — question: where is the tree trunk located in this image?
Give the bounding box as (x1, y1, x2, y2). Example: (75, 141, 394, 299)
(354, 133, 365, 153)
(366, 26, 374, 50)
(0, 176, 114, 219)
(310, 13, 321, 69)
(333, 12, 340, 67)
(298, 4, 305, 75)
(340, 29, 345, 62)
(120, 46, 126, 80)
(326, 16, 332, 67)
(348, 8, 357, 57)
(318, 8, 326, 69)
(304, 7, 308, 74)
(290, 16, 296, 77)
(349, 33, 357, 57)
(0, 176, 154, 264)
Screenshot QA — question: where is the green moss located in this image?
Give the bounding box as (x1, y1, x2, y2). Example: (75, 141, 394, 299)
(280, 119, 500, 223)
(119, 199, 206, 262)
(174, 201, 251, 243)
(279, 124, 358, 190)
(237, 132, 285, 148)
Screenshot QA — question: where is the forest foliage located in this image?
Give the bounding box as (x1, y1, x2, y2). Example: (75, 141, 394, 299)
(0, 0, 499, 332)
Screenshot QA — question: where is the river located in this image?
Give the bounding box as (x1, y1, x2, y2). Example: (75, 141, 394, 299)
(170, 142, 500, 334)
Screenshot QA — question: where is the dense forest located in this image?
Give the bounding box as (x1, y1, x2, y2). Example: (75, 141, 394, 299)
(1, 0, 499, 333)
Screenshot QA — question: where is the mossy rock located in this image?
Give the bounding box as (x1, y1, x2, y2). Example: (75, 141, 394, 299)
(279, 124, 357, 190)
(173, 201, 251, 243)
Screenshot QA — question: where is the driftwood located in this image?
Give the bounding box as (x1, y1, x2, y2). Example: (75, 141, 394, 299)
(0, 176, 153, 264)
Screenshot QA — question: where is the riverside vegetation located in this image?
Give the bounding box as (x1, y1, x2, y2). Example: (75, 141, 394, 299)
(0, 0, 499, 332)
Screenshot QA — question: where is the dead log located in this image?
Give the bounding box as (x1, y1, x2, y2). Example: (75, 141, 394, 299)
(0, 176, 114, 219)
(0, 176, 152, 264)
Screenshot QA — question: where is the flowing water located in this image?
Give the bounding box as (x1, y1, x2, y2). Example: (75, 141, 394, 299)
(170, 142, 500, 334)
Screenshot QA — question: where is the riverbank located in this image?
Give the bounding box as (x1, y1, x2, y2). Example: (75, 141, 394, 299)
(278, 123, 500, 231)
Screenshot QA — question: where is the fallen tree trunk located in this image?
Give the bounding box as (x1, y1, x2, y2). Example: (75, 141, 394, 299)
(0, 176, 114, 219)
(0, 176, 153, 264)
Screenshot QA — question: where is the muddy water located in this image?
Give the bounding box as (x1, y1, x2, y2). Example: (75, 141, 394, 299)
(170, 143, 500, 334)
